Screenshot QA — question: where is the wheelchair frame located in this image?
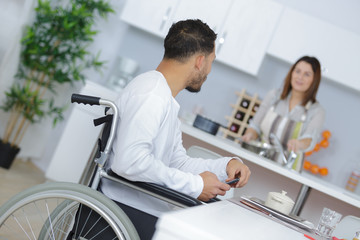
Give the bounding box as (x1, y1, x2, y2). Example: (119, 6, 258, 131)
(0, 94, 207, 240)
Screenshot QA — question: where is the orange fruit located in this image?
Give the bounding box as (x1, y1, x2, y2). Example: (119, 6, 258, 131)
(303, 160, 312, 170)
(319, 167, 328, 176)
(320, 139, 329, 148)
(313, 143, 320, 152)
(310, 164, 319, 174)
(322, 130, 331, 139)
(305, 151, 313, 157)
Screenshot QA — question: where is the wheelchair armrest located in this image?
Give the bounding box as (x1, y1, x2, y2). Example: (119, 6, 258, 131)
(106, 170, 203, 207)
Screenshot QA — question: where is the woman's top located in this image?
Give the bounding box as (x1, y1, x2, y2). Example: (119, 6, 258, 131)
(249, 89, 325, 152)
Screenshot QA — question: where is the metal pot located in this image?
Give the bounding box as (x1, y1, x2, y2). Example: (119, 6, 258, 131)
(241, 140, 277, 160)
(193, 115, 221, 136)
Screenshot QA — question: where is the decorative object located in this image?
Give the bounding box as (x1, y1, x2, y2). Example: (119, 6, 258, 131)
(220, 89, 262, 141)
(0, 0, 114, 169)
(302, 130, 332, 176)
(264, 190, 295, 215)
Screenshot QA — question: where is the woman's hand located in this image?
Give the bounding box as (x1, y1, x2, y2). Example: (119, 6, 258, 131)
(241, 128, 258, 142)
(287, 138, 311, 152)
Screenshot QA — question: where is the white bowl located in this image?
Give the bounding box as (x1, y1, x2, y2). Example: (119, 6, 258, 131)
(265, 190, 295, 215)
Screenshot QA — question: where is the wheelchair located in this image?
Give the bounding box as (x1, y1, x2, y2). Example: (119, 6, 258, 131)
(0, 94, 215, 240)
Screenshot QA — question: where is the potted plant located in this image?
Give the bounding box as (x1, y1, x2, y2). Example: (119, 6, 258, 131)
(0, 0, 114, 169)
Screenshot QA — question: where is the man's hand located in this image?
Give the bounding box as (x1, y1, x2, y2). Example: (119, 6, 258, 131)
(226, 159, 251, 188)
(198, 171, 230, 201)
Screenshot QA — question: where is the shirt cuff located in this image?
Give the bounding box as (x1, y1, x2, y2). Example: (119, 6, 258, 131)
(194, 174, 204, 198)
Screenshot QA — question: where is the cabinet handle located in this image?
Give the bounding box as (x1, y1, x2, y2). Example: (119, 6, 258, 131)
(217, 31, 227, 54)
(160, 7, 172, 31)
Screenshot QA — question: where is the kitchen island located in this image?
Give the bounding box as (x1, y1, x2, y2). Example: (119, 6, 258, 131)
(180, 122, 360, 223)
(153, 198, 320, 240)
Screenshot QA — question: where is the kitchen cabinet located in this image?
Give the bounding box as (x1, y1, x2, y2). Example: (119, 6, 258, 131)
(215, 0, 283, 75)
(120, 0, 179, 38)
(267, 7, 360, 92)
(170, 0, 232, 34)
(119, 0, 283, 76)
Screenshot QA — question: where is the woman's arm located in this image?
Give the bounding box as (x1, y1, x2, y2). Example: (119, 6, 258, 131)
(290, 103, 326, 152)
(287, 138, 311, 152)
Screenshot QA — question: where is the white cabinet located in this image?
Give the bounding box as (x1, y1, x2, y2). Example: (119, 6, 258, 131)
(267, 7, 360, 92)
(120, 0, 179, 38)
(119, 0, 283, 76)
(215, 0, 283, 75)
(171, 0, 232, 34)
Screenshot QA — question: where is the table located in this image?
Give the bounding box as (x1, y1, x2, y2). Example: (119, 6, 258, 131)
(153, 199, 319, 240)
(180, 123, 360, 214)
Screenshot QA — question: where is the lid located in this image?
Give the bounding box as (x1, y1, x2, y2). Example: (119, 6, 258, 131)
(269, 190, 295, 204)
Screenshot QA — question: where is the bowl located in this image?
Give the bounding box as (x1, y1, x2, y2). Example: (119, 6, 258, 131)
(265, 190, 295, 215)
(193, 115, 221, 135)
(241, 140, 277, 160)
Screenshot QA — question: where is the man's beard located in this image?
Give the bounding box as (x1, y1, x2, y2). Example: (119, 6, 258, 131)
(185, 71, 207, 93)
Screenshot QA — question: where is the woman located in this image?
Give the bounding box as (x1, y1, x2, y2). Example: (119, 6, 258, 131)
(242, 56, 325, 171)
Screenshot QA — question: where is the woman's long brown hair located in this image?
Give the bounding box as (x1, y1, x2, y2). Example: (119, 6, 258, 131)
(280, 56, 322, 106)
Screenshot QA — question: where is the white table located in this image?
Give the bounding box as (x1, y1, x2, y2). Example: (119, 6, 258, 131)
(180, 123, 360, 213)
(153, 199, 317, 240)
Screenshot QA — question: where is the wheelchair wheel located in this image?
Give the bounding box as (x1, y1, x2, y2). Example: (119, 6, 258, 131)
(0, 182, 139, 240)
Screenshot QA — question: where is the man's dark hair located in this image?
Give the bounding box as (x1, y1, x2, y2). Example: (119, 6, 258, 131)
(163, 19, 217, 62)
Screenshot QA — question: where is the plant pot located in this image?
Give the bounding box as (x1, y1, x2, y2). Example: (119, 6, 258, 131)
(0, 140, 20, 169)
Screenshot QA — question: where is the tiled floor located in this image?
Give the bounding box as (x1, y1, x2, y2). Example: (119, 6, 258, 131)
(0, 159, 47, 206)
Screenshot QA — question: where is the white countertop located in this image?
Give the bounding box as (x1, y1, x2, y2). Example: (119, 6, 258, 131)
(181, 123, 360, 209)
(153, 199, 316, 240)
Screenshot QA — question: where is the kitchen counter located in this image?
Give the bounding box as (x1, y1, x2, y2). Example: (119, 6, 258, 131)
(180, 123, 360, 210)
(153, 198, 318, 240)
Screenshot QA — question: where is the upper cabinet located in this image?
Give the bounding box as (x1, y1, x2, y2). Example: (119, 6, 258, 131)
(119, 1, 360, 91)
(120, 0, 179, 38)
(170, 0, 232, 34)
(120, 0, 283, 76)
(215, 0, 283, 75)
(267, 8, 360, 92)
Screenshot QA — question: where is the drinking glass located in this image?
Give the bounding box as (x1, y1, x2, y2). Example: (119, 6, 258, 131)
(315, 207, 342, 238)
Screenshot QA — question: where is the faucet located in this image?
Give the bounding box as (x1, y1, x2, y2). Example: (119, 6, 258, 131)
(270, 133, 288, 165)
(270, 133, 297, 170)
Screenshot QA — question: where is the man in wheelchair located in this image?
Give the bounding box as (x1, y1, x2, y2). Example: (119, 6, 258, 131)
(88, 19, 250, 240)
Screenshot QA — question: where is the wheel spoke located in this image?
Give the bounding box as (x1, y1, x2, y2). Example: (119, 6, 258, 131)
(0, 182, 137, 240)
(22, 208, 36, 240)
(12, 214, 33, 240)
(45, 200, 56, 240)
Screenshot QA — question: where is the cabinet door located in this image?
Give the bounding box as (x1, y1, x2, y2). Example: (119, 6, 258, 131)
(216, 0, 283, 75)
(267, 8, 360, 92)
(120, 0, 179, 38)
(171, 0, 232, 34)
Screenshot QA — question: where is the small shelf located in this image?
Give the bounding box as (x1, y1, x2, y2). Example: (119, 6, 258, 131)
(222, 89, 262, 141)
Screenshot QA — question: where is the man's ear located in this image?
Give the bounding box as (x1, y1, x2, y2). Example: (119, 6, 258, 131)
(194, 55, 205, 70)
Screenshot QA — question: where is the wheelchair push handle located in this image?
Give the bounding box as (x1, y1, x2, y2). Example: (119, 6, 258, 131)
(71, 94, 100, 106)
